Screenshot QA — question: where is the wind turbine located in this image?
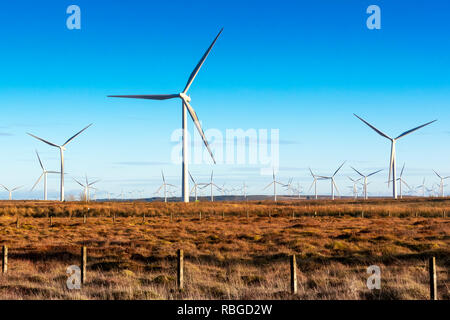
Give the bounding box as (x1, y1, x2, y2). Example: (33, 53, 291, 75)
(317, 162, 346, 200)
(416, 178, 426, 197)
(108, 29, 223, 203)
(433, 170, 450, 197)
(27, 124, 92, 202)
(73, 175, 100, 202)
(308, 168, 322, 200)
(263, 170, 285, 201)
(350, 167, 382, 200)
(189, 171, 206, 202)
(242, 181, 248, 200)
(201, 171, 221, 202)
(348, 176, 362, 199)
(396, 163, 411, 199)
(31, 150, 60, 200)
(354, 114, 436, 199)
(156, 170, 176, 203)
(1, 185, 23, 200)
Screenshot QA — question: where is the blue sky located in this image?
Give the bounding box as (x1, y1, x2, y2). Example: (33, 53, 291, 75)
(0, 0, 448, 199)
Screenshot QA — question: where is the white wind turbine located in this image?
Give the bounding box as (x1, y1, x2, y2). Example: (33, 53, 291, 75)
(263, 170, 285, 201)
(317, 162, 346, 200)
(189, 171, 206, 202)
(201, 170, 221, 202)
(31, 150, 60, 200)
(354, 114, 436, 199)
(108, 29, 223, 203)
(308, 168, 323, 200)
(1, 185, 23, 200)
(155, 170, 176, 203)
(350, 167, 382, 200)
(27, 124, 92, 202)
(433, 170, 450, 197)
(396, 163, 411, 199)
(416, 178, 426, 197)
(73, 175, 100, 202)
(348, 176, 362, 199)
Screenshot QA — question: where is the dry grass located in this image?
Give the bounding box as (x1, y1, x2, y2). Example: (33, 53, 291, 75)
(0, 198, 448, 300)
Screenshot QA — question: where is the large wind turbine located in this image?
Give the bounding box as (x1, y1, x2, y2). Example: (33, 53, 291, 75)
(31, 150, 60, 200)
(27, 124, 92, 202)
(156, 170, 176, 203)
(433, 170, 450, 197)
(317, 162, 346, 200)
(354, 114, 436, 199)
(263, 170, 285, 201)
(350, 167, 382, 200)
(1, 185, 23, 200)
(108, 29, 223, 203)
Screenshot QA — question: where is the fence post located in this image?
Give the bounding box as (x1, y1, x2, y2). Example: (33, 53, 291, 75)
(2, 245, 7, 274)
(222, 211, 224, 219)
(113, 213, 116, 223)
(50, 216, 53, 226)
(177, 249, 184, 290)
(81, 246, 87, 285)
(429, 257, 437, 300)
(199, 212, 202, 221)
(290, 255, 297, 294)
(83, 215, 87, 224)
(142, 213, 145, 223)
(16, 217, 19, 228)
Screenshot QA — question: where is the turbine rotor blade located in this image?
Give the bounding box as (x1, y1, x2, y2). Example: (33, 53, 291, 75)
(189, 171, 196, 184)
(351, 166, 364, 177)
(108, 94, 179, 100)
(35, 150, 44, 171)
(367, 169, 383, 177)
(63, 124, 92, 147)
(27, 133, 60, 148)
(395, 120, 437, 140)
(183, 28, 223, 94)
(184, 100, 216, 163)
(31, 173, 44, 191)
(263, 182, 273, 190)
(353, 114, 392, 140)
(73, 179, 85, 188)
(333, 161, 346, 177)
(400, 163, 405, 177)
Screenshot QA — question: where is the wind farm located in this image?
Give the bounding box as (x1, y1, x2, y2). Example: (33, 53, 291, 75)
(0, 1, 449, 303)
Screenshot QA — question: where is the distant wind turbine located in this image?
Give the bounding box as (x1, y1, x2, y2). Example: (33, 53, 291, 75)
(189, 171, 206, 202)
(317, 162, 346, 200)
(201, 171, 221, 202)
(348, 176, 362, 199)
(263, 170, 285, 201)
(155, 170, 176, 203)
(1, 185, 23, 200)
(308, 168, 323, 200)
(350, 167, 382, 200)
(31, 150, 60, 200)
(416, 178, 426, 197)
(108, 29, 224, 203)
(73, 175, 100, 202)
(27, 124, 92, 202)
(354, 114, 436, 199)
(433, 170, 450, 197)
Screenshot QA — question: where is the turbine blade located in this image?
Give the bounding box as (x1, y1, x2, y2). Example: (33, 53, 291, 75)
(183, 28, 223, 93)
(189, 171, 195, 184)
(27, 133, 60, 148)
(184, 100, 216, 163)
(12, 186, 23, 192)
(353, 114, 392, 140)
(1, 185, 9, 192)
(73, 179, 85, 188)
(367, 169, 383, 177)
(308, 168, 315, 177)
(88, 180, 100, 186)
(400, 163, 405, 177)
(35, 150, 44, 170)
(263, 182, 273, 190)
(63, 124, 92, 147)
(333, 180, 340, 196)
(308, 180, 315, 192)
(333, 162, 346, 177)
(351, 166, 364, 177)
(161, 170, 165, 183)
(108, 94, 179, 100)
(31, 173, 44, 191)
(395, 120, 437, 140)
(433, 170, 442, 179)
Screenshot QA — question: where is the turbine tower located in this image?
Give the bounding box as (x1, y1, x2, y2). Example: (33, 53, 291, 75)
(433, 170, 450, 197)
(350, 167, 382, 200)
(317, 162, 346, 200)
(1, 185, 23, 200)
(27, 124, 92, 202)
(201, 171, 221, 202)
(108, 29, 223, 203)
(263, 170, 285, 201)
(354, 114, 436, 199)
(31, 150, 60, 200)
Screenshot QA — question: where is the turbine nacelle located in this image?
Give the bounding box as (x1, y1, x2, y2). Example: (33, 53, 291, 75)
(179, 93, 191, 102)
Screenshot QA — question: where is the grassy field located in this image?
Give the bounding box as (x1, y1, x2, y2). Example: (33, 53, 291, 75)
(0, 198, 448, 300)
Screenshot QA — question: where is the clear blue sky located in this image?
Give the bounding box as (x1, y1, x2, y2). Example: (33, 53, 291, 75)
(0, 0, 448, 199)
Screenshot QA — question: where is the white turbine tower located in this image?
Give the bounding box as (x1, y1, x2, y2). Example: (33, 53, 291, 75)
(201, 171, 221, 202)
(156, 170, 176, 203)
(354, 114, 436, 199)
(108, 29, 223, 203)
(263, 170, 285, 201)
(31, 150, 60, 200)
(433, 170, 450, 197)
(1, 185, 23, 200)
(350, 167, 382, 200)
(27, 124, 92, 202)
(317, 162, 346, 200)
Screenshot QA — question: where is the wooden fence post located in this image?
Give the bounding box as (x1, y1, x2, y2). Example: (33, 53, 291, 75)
(2, 245, 7, 274)
(50, 216, 53, 226)
(290, 255, 297, 294)
(16, 217, 19, 228)
(222, 211, 224, 219)
(81, 246, 87, 285)
(429, 257, 437, 300)
(83, 215, 87, 224)
(142, 213, 145, 223)
(199, 212, 202, 221)
(177, 249, 184, 290)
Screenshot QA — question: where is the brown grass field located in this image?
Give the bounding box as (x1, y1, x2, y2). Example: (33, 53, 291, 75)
(0, 198, 448, 300)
